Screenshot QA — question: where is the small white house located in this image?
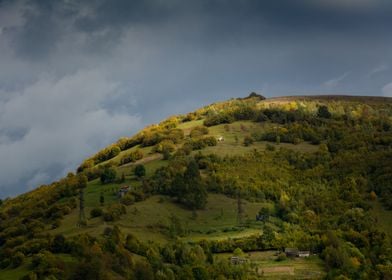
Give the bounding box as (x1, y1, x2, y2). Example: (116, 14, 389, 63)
(230, 256, 247, 265)
(298, 251, 310, 258)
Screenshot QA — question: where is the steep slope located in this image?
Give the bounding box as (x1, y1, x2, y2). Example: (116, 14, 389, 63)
(1, 94, 392, 279)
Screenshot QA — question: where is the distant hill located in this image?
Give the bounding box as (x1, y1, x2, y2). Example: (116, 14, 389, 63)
(1, 94, 391, 279)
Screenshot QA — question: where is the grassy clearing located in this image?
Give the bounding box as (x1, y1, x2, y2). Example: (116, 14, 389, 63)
(85, 179, 122, 207)
(118, 155, 167, 177)
(208, 121, 267, 144)
(179, 119, 318, 155)
(177, 119, 204, 135)
(215, 250, 326, 279)
(188, 228, 261, 242)
(96, 120, 318, 169)
(50, 193, 270, 243)
(199, 121, 319, 156)
(370, 201, 392, 236)
(0, 261, 31, 280)
(200, 141, 318, 157)
(117, 193, 269, 242)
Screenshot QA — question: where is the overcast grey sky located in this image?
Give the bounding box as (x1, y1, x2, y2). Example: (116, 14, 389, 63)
(0, 0, 392, 198)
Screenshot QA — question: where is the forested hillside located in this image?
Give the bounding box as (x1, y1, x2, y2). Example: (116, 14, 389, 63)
(0, 94, 391, 279)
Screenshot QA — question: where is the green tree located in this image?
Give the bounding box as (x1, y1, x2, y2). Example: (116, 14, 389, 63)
(77, 175, 88, 227)
(192, 266, 209, 280)
(172, 160, 207, 210)
(233, 247, 244, 256)
(135, 164, 146, 178)
(100, 166, 116, 184)
(317, 105, 332, 119)
(257, 206, 271, 221)
(237, 193, 244, 224)
(184, 160, 207, 210)
(51, 234, 67, 253)
(133, 260, 154, 280)
(120, 173, 125, 183)
(99, 192, 104, 206)
(261, 225, 275, 248)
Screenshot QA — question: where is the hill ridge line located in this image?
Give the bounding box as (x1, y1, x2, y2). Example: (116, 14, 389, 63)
(266, 94, 392, 102)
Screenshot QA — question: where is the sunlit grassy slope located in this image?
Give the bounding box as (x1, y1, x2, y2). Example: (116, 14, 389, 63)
(50, 193, 270, 242)
(48, 118, 320, 244)
(47, 115, 390, 245)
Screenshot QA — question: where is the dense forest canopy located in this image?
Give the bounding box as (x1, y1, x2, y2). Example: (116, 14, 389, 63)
(0, 95, 391, 279)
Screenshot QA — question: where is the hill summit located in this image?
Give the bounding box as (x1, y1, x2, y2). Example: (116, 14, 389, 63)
(1, 94, 392, 279)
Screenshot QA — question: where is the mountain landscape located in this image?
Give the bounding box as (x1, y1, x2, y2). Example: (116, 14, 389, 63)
(0, 94, 391, 279)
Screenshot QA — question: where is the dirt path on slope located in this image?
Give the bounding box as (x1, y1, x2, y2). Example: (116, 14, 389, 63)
(120, 153, 163, 168)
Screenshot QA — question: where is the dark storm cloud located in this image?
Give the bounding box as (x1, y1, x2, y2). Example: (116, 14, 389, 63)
(7, 0, 392, 59)
(1, 0, 392, 197)
(70, 0, 392, 37)
(74, 0, 169, 32)
(4, 0, 65, 59)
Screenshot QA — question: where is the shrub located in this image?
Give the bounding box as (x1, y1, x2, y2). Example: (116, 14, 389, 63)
(154, 140, 175, 154)
(77, 159, 94, 173)
(204, 113, 235, 127)
(233, 106, 257, 120)
(51, 220, 61, 229)
(233, 247, 244, 256)
(120, 150, 144, 165)
(165, 128, 184, 143)
(11, 252, 25, 268)
(202, 136, 217, 147)
(116, 136, 142, 151)
(266, 143, 276, 151)
(255, 111, 268, 122)
(188, 139, 206, 150)
(183, 112, 197, 122)
(186, 137, 217, 151)
(120, 193, 135, 206)
(103, 204, 127, 222)
(20, 272, 38, 280)
(135, 164, 146, 178)
(51, 234, 68, 254)
(125, 234, 142, 254)
(90, 208, 103, 218)
(0, 258, 10, 269)
(243, 136, 254, 146)
(95, 145, 121, 164)
(276, 252, 287, 261)
(293, 137, 302, 145)
(190, 126, 209, 138)
(141, 131, 162, 147)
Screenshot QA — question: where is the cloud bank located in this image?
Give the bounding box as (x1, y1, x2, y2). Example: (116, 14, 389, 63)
(0, 70, 140, 197)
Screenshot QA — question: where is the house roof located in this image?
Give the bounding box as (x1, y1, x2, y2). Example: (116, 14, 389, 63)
(284, 248, 298, 253)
